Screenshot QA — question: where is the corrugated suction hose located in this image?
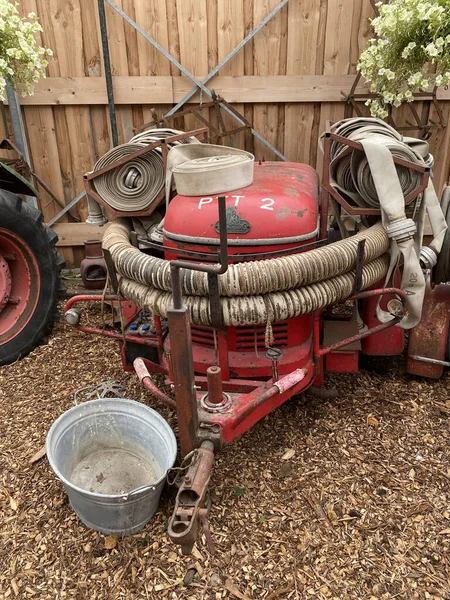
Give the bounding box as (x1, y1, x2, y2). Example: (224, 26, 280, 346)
(118, 255, 389, 327)
(103, 218, 390, 326)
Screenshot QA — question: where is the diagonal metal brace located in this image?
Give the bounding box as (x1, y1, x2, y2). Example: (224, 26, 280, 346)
(165, 0, 289, 117)
(104, 0, 288, 161)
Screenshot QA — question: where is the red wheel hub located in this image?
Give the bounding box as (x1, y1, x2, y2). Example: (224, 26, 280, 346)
(0, 228, 40, 344)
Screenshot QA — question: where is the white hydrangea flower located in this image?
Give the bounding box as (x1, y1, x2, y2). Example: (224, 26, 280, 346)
(358, 0, 450, 116)
(425, 43, 439, 57)
(0, 0, 51, 99)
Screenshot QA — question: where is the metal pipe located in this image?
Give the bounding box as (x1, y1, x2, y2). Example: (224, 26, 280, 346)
(134, 357, 176, 408)
(45, 189, 86, 226)
(167, 305, 199, 456)
(409, 355, 450, 368)
(206, 366, 223, 405)
(319, 317, 402, 357)
(167, 197, 229, 455)
(86, 194, 107, 225)
(97, 0, 119, 147)
(169, 196, 229, 277)
(104, 0, 288, 161)
(5, 82, 37, 208)
(235, 369, 308, 426)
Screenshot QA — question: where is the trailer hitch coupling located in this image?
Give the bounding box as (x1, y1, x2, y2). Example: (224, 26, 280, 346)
(168, 440, 215, 555)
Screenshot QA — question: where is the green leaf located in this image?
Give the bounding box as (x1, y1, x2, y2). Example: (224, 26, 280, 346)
(233, 486, 245, 497)
(258, 514, 267, 523)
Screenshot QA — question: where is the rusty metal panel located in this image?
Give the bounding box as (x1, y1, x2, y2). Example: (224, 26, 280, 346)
(407, 285, 450, 379)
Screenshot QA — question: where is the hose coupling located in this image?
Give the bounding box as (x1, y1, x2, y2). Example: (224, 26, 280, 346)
(385, 218, 417, 242)
(65, 308, 81, 326)
(419, 246, 438, 269)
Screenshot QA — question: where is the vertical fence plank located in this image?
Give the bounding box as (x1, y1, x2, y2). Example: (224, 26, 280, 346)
(17, 0, 73, 266)
(176, 0, 209, 131)
(134, 1, 170, 127)
(39, 0, 95, 222)
(104, 0, 133, 143)
(217, 0, 246, 148)
(317, 0, 355, 175)
(253, 0, 288, 161)
(284, 0, 323, 165)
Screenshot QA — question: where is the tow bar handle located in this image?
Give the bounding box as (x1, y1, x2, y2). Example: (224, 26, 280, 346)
(168, 440, 215, 555)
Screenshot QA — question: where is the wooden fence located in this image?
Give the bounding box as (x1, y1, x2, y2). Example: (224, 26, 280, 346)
(6, 0, 450, 265)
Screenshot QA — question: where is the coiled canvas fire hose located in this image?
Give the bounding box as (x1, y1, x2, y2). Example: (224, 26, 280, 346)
(102, 121, 446, 329)
(91, 128, 200, 213)
(323, 118, 447, 328)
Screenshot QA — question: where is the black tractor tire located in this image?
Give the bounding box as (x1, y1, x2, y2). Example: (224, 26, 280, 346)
(0, 191, 65, 365)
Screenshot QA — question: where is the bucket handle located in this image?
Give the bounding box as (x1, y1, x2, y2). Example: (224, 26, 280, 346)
(121, 483, 156, 501)
(74, 381, 128, 405)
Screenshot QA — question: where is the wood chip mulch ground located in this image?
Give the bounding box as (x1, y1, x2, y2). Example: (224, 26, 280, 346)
(1, 303, 450, 600)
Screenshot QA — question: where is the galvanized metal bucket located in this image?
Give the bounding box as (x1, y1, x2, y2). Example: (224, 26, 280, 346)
(46, 398, 177, 536)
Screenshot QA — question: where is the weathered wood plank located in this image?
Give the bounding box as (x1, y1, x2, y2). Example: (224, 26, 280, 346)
(217, 0, 246, 148)
(52, 223, 108, 246)
(284, 0, 323, 165)
(15, 75, 450, 106)
(253, 0, 287, 161)
(176, 0, 209, 131)
(18, 0, 73, 264)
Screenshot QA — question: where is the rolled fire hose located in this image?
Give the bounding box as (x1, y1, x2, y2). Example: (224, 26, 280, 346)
(165, 143, 255, 206)
(323, 117, 447, 328)
(91, 128, 199, 213)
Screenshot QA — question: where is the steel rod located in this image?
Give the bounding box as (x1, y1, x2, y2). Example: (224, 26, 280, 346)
(5, 82, 37, 208)
(98, 0, 119, 147)
(47, 191, 86, 226)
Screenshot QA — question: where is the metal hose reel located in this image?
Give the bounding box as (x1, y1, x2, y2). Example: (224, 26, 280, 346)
(90, 128, 201, 214)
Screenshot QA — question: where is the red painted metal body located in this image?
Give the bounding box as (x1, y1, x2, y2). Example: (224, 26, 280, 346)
(164, 162, 319, 251)
(360, 279, 405, 356)
(163, 162, 319, 380)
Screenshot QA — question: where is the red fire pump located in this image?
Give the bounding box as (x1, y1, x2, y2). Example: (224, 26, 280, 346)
(66, 126, 450, 554)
